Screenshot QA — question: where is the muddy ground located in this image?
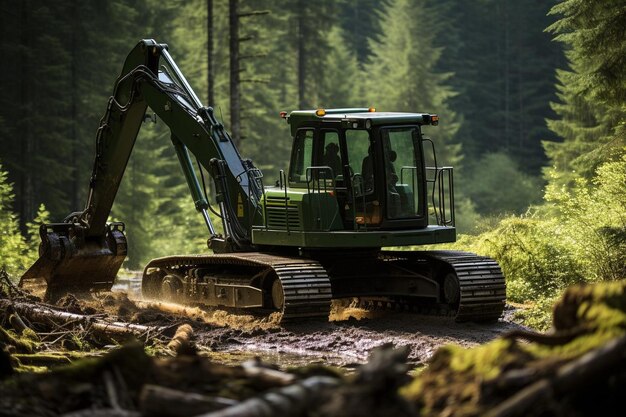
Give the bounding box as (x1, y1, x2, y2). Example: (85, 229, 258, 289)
(107, 278, 527, 371)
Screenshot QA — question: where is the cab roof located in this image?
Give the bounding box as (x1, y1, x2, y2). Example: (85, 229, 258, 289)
(285, 108, 439, 137)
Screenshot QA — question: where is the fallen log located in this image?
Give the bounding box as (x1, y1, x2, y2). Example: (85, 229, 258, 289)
(241, 359, 296, 386)
(197, 376, 340, 417)
(485, 335, 626, 417)
(13, 352, 73, 367)
(0, 299, 167, 341)
(140, 384, 238, 417)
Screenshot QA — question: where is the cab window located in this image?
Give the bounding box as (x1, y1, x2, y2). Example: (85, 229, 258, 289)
(288, 129, 314, 183)
(381, 127, 424, 218)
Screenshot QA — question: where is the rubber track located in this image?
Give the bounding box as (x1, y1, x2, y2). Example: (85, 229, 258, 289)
(143, 253, 332, 320)
(365, 250, 506, 322)
(421, 250, 506, 322)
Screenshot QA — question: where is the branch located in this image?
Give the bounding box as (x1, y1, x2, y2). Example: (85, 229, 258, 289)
(238, 11, 270, 18)
(140, 384, 238, 417)
(0, 299, 167, 342)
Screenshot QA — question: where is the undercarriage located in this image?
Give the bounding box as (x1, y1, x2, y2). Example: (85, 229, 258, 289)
(140, 250, 506, 323)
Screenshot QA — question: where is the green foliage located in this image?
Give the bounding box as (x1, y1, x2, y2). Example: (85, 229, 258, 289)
(544, 157, 626, 282)
(512, 296, 558, 332)
(24, 204, 51, 266)
(455, 156, 626, 325)
(547, 0, 626, 106)
(461, 152, 543, 215)
(0, 164, 31, 276)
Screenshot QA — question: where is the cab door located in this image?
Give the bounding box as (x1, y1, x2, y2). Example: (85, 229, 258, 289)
(342, 128, 382, 227)
(379, 125, 428, 228)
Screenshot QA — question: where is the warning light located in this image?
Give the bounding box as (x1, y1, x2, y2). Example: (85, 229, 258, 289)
(430, 114, 439, 125)
(356, 216, 365, 224)
(279, 111, 287, 118)
(315, 108, 326, 117)
(368, 107, 376, 112)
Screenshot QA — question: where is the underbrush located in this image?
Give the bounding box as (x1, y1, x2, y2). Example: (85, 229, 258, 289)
(454, 156, 626, 330)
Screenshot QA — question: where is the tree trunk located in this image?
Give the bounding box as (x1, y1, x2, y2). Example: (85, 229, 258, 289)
(297, 0, 307, 109)
(229, 0, 241, 147)
(19, 0, 34, 230)
(71, 4, 80, 211)
(207, 0, 214, 107)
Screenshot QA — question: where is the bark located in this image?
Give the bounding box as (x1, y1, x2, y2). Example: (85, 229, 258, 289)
(296, 0, 306, 109)
(196, 376, 339, 417)
(241, 359, 296, 386)
(140, 384, 237, 417)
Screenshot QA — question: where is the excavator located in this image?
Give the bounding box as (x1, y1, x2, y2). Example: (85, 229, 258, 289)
(19, 39, 506, 322)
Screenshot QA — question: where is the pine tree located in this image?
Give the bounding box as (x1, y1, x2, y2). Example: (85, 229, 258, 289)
(365, 0, 461, 166)
(435, 0, 566, 176)
(544, 0, 626, 185)
(548, 0, 626, 106)
(318, 26, 363, 108)
(337, 0, 385, 65)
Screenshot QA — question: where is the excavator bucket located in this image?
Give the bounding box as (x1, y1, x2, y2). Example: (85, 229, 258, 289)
(19, 222, 127, 301)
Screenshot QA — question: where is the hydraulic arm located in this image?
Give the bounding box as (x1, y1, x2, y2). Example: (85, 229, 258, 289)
(20, 39, 262, 300)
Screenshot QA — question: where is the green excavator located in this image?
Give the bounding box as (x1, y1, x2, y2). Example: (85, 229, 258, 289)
(20, 40, 506, 322)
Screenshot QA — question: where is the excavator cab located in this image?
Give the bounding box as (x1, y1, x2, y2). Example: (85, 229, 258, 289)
(251, 108, 455, 248)
(289, 116, 427, 229)
(285, 108, 440, 230)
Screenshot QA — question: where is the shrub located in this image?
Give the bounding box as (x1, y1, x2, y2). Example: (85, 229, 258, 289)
(0, 164, 30, 276)
(454, 155, 626, 329)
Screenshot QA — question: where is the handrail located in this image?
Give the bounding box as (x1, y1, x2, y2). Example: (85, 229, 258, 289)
(350, 173, 367, 231)
(306, 166, 338, 231)
(425, 166, 455, 226)
(437, 167, 455, 226)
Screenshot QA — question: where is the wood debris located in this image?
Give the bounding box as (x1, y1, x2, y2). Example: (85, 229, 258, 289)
(1, 270, 625, 417)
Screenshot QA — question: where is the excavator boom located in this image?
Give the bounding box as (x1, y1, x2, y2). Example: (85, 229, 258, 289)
(20, 40, 261, 300)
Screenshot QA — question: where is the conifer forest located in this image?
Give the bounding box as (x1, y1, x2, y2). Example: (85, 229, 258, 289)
(0, 1, 625, 416)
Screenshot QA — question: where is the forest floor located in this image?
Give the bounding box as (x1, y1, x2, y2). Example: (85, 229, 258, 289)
(2, 273, 624, 417)
(108, 276, 528, 372)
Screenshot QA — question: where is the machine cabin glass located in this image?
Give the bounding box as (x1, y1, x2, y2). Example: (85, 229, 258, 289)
(288, 129, 314, 183)
(288, 123, 427, 229)
(380, 126, 425, 220)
